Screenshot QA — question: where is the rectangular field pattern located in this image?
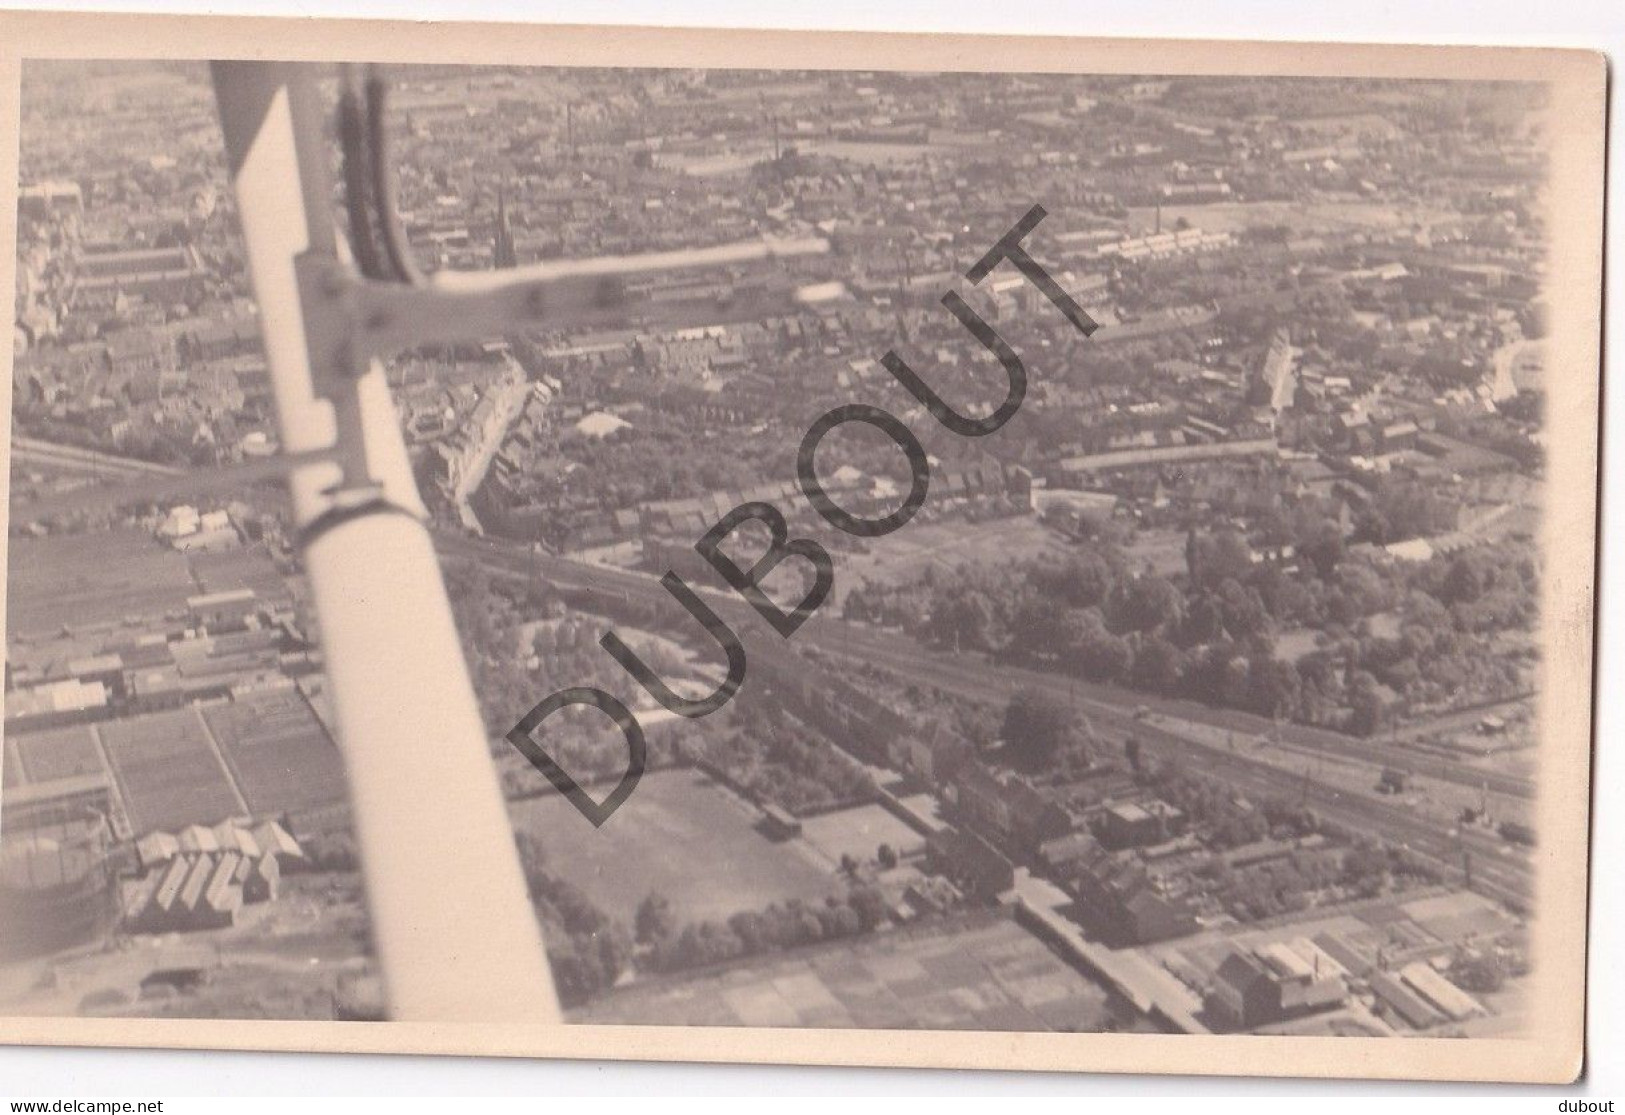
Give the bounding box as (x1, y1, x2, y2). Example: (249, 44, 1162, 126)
(201, 689, 348, 815)
(6, 724, 107, 784)
(98, 708, 242, 834)
(574, 911, 1123, 1031)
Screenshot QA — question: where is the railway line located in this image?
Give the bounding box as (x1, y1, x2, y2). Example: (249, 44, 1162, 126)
(432, 530, 1536, 910)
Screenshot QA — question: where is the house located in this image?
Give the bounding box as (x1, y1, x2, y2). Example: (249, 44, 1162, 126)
(1312, 931, 1375, 979)
(180, 318, 261, 363)
(211, 820, 261, 859)
(1379, 420, 1419, 452)
(1208, 949, 1277, 1031)
(1371, 970, 1445, 1030)
(1205, 940, 1348, 1031)
(925, 827, 1014, 900)
(177, 824, 221, 855)
(1101, 800, 1186, 849)
(890, 721, 972, 784)
(761, 804, 802, 841)
(1121, 890, 1202, 946)
(123, 820, 293, 933)
(1069, 846, 1200, 946)
(951, 764, 1074, 851)
(186, 588, 257, 631)
(1400, 962, 1485, 1021)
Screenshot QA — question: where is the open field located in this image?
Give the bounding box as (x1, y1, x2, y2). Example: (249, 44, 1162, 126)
(6, 693, 348, 838)
(834, 514, 1068, 605)
(1124, 526, 1191, 578)
(799, 803, 926, 866)
(5, 529, 194, 640)
(573, 909, 1137, 1031)
(507, 767, 839, 926)
(189, 545, 293, 608)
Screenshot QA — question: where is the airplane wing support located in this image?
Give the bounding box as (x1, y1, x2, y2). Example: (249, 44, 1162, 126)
(199, 60, 839, 1023)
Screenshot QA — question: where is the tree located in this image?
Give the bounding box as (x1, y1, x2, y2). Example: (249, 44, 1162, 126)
(634, 891, 678, 946)
(1061, 607, 1132, 681)
(1187, 529, 1253, 591)
(1105, 573, 1184, 635)
(595, 921, 634, 983)
(1001, 687, 1077, 771)
(877, 843, 899, 869)
(1347, 670, 1389, 737)
(728, 910, 767, 953)
(929, 587, 999, 651)
(1451, 950, 1506, 993)
(1124, 735, 1142, 775)
(1218, 579, 1271, 641)
(1442, 555, 1486, 605)
(1131, 634, 1187, 694)
(1300, 518, 1344, 579)
(848, 885, 890, 932)
(1249, 657, 1303, 719)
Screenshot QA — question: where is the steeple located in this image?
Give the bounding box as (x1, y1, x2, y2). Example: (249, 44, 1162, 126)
(493, 185, 517, 269)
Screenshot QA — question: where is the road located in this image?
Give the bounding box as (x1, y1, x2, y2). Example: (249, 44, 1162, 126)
(449, 355, 533, 535)
(432, 530, 1535, 910)
(11, 436, 185, 478)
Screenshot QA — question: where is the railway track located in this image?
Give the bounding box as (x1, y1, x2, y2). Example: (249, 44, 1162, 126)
(432, 530, 1536, 910)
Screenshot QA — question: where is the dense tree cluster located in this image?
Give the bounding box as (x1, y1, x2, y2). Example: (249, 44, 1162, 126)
(1137, 759, 1444, 920)
(638, 886, 892, 975)
(444, 562, 560, 737)
(689, 690, 878, 815)
(1348, 477, 1459, 546)
(514, 830, 632, 1006)
(1198, 846, 1345, 922)
(846, 524, 1536, 737)
(1136, 760, 1316, 850)
(1449, 949, 1508, 993)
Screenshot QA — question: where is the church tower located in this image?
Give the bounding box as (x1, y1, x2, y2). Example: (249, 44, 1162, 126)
(493, 186, 518, 270)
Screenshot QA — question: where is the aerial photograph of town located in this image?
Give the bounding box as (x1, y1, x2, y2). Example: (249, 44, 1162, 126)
(3, 59, 1550, 1039)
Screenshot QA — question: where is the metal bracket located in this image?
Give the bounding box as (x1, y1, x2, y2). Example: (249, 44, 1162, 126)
(293, 252, 386, 506)
(288, 234, 838, 500)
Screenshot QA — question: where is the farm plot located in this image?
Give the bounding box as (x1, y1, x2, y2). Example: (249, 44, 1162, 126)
(98, 708, 244, 834)
(202, 689, 349, 816)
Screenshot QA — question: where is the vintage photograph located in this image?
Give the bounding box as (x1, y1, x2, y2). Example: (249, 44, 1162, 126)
(0, 19, 1603, 1082)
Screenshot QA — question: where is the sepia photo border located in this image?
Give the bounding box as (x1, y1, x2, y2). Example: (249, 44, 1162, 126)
(0, 11, 1605, 1083)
